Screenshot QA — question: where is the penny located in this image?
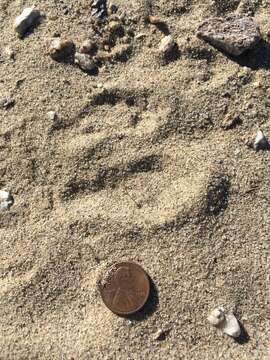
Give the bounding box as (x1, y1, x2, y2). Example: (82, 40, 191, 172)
(99, 262, 150, 315)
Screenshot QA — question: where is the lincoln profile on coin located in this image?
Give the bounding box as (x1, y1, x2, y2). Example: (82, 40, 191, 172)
(100, 262, 150, 315)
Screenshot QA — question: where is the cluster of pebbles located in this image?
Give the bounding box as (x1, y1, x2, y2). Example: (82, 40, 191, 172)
(3, 3, 269, 343)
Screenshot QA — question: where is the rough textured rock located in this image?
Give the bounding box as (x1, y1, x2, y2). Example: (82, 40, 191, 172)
(49, 38, 75, 61)
(208, 307, 241, 338)
(74, 52, 97, 72)
(79, 39, 96, 55)
(159, 35, 176, 54)
(14, 7, 40, 37)
(197, 14, 261, 56)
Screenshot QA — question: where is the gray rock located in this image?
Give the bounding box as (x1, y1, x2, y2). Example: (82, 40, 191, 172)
(74, 53, 97, 72)
(14, 7, 40, 37)
(197, 14, 261, 56)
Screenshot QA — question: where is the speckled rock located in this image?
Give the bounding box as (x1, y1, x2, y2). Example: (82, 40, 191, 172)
(74, 53, 97, 72)
(49, 38, 75, 61)
(159, 35, 176, 54)
(197, 15, 261, 56)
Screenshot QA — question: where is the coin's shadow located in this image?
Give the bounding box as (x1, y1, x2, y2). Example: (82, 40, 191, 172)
(123, 277, 159, 321)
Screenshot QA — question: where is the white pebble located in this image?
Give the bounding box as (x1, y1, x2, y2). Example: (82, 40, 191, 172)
(14, 7, 40, 37)
(0, 190, 14, 211)
(207, 307, 225, 326)
(208, 307, 241, 338)
(47, 111, 56, 121)
(159, 35, 176, 53)
(254, 130, 269, 151)
(222, 313, 241, 338)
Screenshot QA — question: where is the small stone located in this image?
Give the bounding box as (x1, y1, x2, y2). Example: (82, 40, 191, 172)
(208, 307, 241, 338)
(47, 111, 57, 121)
(109, 20, 121, 32)
(159, 35, 176, 54)
(75, 52, 97, 72)
(4, 47, 15, 61)
(253, 130, 270, 151)
(14, 7, 41, 37)
(49, 38, 75, 61)
(80, 40, 96, 55)
(222, 313, 241, 338)
(153, 329, 167, 341)
(221, 114, 241, 130)
(0, 98, 15, 110)
(207, 307, 226, 327)
(0, 190, 14, 211)
(149, 15, 164, 24)
(197, 14, 261, 56)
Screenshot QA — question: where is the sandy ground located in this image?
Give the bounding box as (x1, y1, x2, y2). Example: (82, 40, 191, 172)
(0, 0, 269, 359)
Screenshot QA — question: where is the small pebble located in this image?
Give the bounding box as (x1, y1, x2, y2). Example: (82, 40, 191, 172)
(208, 307, 241, 338)
(80, 40, 96, 55)
(149, 15, 164, 24)
(4, 47, 15, 61)
(75, 52, 97, 72)
(153, 329, 168, 341)
(253, 130, 270, 151)
(159, 35, 176, 54)
(0, 98, 15, 110)
(47, 111, 57, 121)
(207, 307, 225, 326)
(0, 190, 14, 211)
(49, 38, 75, 61)
(14, 7, 41, 37)
(222, 313, 241, 338)
(109, 20, 121, 32)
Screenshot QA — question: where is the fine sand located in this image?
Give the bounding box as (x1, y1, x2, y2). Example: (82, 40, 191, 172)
(0, 0, 269, 359)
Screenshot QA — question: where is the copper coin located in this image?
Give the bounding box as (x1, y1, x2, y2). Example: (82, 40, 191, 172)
(99, 262, 150, 315)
